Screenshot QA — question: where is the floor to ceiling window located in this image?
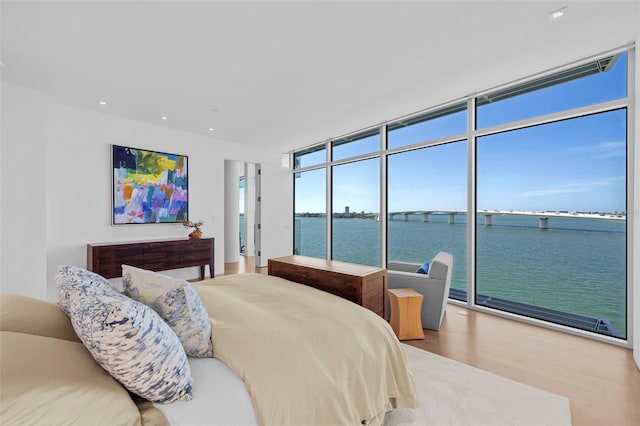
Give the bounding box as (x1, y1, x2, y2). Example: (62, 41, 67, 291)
(476, 110, 627, 337)
(292, 48, 631, 343)
(331, 131, 381, 266)
(475, 52, 628, 338)
(386, 103, 468, 299)
(294, 146, 327, 258)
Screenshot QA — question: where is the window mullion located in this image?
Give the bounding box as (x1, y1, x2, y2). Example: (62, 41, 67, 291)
(326, 140, 332, 261)
(468, 97, 477, 308)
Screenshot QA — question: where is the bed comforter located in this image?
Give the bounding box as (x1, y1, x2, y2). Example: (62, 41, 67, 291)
(194, 273, 419, 426)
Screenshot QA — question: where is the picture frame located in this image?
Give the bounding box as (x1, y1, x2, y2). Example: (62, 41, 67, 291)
(112, 144, 188, 224)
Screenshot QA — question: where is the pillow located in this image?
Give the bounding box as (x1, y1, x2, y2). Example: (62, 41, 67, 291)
(415, 262, 430, 274)
(56, 265, 193, 403)
(0, 331, 142, 425)
(56, 265, 117, 315)
(0, 293, 81, 342)
(122, 265, 213, 358)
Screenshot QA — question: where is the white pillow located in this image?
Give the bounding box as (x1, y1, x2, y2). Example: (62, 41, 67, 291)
(56, 265, 193, 403)
(122, 265, 213, 358)
(55, 265, 116, 315)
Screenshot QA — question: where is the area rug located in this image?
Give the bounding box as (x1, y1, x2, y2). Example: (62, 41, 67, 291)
(384, 344, 572, 426)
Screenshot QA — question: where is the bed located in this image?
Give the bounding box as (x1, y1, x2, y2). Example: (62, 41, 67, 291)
(0, 270, 418, 425)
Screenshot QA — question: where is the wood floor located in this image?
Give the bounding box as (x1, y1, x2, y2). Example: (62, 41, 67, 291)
(224, 257, 640, 426)
(406, 306, 640, 426)
(224, 256, 267, 275)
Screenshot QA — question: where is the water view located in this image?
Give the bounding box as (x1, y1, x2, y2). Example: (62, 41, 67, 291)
(292, 51, 629, 340)
(294, 213, 626, 337)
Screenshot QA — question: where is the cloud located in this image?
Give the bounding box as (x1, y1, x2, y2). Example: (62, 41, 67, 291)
(519, 176, 624, 197)
(593, 141, 626, 159)
(561, 140, 625, 159)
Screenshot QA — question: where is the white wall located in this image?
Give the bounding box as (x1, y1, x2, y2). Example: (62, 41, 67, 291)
(0, 84, 48, 299)
(1, 82, 288, 301)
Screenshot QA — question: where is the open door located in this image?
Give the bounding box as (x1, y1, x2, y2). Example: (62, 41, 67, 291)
(229, 161, 291, 268)
(254, 164, 262, 267)
(254, 163, 293, 267)
(224, 160, 256, 263)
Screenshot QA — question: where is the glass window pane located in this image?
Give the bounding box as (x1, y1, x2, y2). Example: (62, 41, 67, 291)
(294, 168, 326, 258)
(332, 158, 380, 266)
(477, 53, 627, 129)
(387, 141, 468, 300)
(294, 146, 325, 169)
(388, 103, 467, 149)
(476, 109, 627, 339)
(332, 130, 379, 161)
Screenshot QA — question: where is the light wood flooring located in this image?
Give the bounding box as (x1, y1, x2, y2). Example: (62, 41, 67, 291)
(406, 306, 640, 426)
(224, 256, 267, 275)
(224, 257, 640, 426)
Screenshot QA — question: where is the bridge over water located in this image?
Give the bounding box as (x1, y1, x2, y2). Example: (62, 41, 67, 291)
(387, 210, 625, 229)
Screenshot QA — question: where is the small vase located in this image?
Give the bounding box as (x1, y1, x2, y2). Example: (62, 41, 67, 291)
(188, 229, 202, 239)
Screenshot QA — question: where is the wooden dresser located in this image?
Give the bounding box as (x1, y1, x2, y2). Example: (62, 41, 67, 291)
(268, 255, 387, 318)
(87, 237, 214, 279)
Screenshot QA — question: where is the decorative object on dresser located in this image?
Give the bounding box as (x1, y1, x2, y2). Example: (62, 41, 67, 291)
(112, 144, 188, 225)
(267, 255, 387, 317)
(182, 220, 204, 239)
(87, 237, 214, 280)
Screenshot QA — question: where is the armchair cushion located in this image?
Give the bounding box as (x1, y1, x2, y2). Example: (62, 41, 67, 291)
(415, 262, 430, 274)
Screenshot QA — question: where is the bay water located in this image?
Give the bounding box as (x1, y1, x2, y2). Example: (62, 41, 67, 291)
(294, 214, 627, 337)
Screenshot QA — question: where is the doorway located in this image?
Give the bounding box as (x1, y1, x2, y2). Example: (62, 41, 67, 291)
(224, 160, 258, 264)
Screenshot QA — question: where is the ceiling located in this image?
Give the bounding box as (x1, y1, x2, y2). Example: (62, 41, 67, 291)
(1, 1, 638, 153)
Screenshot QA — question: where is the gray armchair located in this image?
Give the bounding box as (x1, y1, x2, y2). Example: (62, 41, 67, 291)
(387, 252, 453, 331)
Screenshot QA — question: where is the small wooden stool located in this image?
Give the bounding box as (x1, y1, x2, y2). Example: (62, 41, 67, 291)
(388, 288, 425, 340)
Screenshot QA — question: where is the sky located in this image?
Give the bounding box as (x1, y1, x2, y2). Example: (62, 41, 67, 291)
(295, 52, 628, 214)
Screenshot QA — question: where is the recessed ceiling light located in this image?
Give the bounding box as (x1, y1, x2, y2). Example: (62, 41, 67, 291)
(549, 6, 567, 21)
(98, 100, 107, 106)
(208, 127, 215, 131)
(161, 116, 168, 120)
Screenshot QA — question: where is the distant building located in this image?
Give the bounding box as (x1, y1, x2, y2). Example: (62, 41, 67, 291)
(345, 206, 349, 214)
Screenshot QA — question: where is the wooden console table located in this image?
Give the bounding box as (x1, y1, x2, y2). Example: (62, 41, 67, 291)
(87, 237, 214, 280)
(267, 255, 387, 318)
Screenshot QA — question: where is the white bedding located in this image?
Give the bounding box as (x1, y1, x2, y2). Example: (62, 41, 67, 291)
(193, 274, 418, 425)
(155, 357, 258, 426)
(156, 273, 418, 426)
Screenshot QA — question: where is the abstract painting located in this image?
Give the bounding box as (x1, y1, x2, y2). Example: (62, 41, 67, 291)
(112, 145, 188, 224)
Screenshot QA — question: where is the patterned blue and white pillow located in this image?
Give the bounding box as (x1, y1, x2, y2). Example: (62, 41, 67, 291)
(56, 265, 193, 403)
(122, 265, 213, 358)
(55, 265, 116, 315)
